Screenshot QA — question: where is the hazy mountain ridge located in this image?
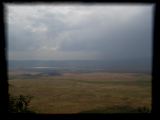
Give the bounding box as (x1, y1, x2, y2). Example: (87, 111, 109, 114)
(8, 59, 152, 73)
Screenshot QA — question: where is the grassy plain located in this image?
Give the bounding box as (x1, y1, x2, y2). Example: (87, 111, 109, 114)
(9, 72, 151, 114)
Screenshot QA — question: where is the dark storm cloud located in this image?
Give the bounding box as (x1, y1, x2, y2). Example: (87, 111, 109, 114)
(59, 7, 153, 60)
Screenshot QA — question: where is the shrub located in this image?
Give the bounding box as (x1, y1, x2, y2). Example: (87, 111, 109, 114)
(8, 94, 34, 113)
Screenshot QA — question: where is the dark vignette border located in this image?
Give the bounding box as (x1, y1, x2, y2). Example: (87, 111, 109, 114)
(0, 0, 159, 120)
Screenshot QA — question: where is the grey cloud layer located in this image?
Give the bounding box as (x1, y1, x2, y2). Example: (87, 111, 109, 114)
(6, 4, 153, 60)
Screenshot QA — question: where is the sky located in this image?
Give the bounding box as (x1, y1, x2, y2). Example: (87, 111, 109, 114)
(6, 4, 154, 61)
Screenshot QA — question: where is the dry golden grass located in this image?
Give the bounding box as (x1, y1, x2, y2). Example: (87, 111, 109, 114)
(9, 72, 151, 114)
